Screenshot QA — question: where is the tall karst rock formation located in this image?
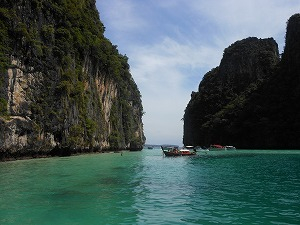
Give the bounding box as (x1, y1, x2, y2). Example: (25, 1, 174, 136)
(0, 0, 145, 159)
(184, 14, 300, 149)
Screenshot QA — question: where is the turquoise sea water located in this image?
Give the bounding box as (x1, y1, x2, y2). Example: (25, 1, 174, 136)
(0, 149, 299, 225)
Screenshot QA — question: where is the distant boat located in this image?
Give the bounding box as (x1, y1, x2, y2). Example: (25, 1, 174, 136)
(209, 144, 236, 150)
(209, 144, 225, 151)
(225, 145, 236, 150)
(147, 146, 153, 149)
(161, 145, 196, 156)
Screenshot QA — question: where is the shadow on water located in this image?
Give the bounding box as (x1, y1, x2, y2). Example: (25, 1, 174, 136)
(194, 149, 300, 160)
(196, 152, 258, 159)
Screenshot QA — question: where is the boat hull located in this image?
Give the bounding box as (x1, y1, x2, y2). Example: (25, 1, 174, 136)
(209, 144, 225, 151)
(209, 147, 225, 151)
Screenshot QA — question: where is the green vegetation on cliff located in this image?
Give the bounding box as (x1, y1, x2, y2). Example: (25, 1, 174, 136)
(0, 0, 145, 157)
(184, 14, 300, 149)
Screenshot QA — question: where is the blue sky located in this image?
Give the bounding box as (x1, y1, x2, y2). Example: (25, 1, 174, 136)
(96, 0, 300, 146)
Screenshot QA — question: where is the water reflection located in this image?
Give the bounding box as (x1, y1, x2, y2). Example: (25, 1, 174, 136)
(132, 149, 197, 224)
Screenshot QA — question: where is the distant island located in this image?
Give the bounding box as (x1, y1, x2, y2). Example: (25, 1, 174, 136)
(0, 0, 145, 160)
(183, 14, 300, 149)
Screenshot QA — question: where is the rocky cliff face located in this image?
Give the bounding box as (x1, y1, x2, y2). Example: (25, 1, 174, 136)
(184, 37, 279, 147)
(0, 0, 145, 159)
(184, 14, 300, 149)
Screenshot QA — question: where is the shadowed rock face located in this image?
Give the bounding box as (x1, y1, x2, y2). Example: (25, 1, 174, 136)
(184, 14, 300, 149)
(0, 0, 145, 159)
(281, 14, 300, 75)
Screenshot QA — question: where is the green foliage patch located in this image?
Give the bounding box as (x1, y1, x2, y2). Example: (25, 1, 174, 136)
(0, 97, 7, 116)
(0, 0, 145, 151)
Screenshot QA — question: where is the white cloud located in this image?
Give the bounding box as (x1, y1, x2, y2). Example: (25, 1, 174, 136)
(128, 37, 222, 145)
(188, 0, 300, 51)
(97, 0, 146, 35)
(131, 37, 221, 89)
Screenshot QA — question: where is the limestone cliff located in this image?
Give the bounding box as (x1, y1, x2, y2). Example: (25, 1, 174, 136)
(184, 14, 300, 149)
(0, 0, 145, 159)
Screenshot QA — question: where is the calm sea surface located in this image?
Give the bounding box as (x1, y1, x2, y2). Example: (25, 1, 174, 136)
(0, 149, 299, 225)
